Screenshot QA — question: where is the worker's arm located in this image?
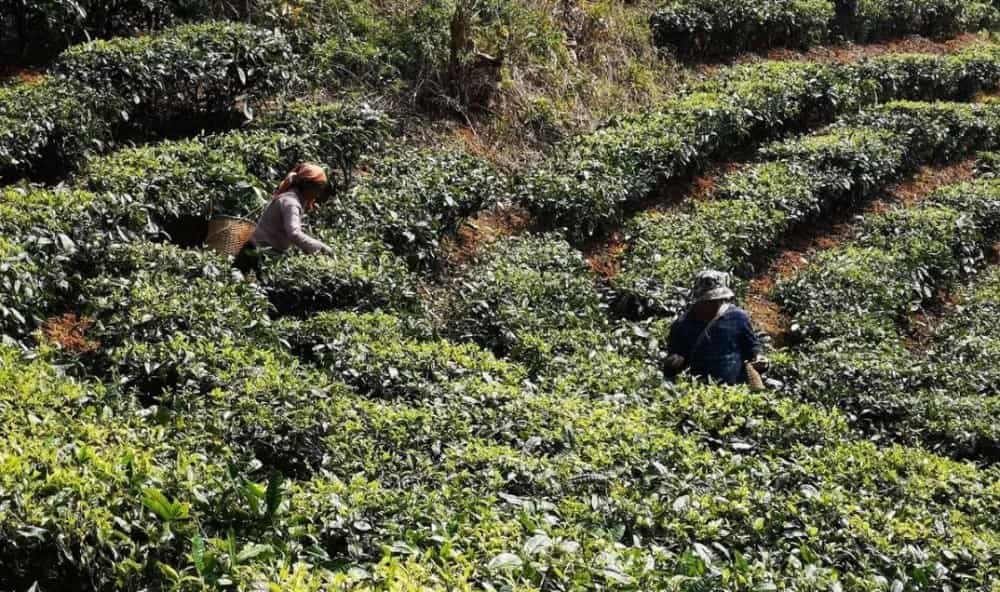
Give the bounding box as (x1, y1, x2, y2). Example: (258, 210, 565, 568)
(737, 309, 768, 370)
(280, 197, 332, 255)
(664, 319, 688, 373)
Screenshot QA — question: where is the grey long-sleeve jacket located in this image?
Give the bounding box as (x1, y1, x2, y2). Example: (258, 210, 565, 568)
(251, 190, 330, 254)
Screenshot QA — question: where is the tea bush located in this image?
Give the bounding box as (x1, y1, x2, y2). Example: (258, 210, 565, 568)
(257, 230, 418, 316)
(281, 310, 527, 403)
(848, 0, 998, 42)
(78, 139, 267, 236)
(79, 242, 272, 350)
(521, 42, 1000, 242)
(650, 0, 835, 59)
(774, 176, 1000, 458)
(74, 99, 389, 246)
(446, 233, 607, 356)
(650, 0, 998, 59)
(318, 148, 511, 269)
(0, 0, 211, 61)
(55, 22, 293, 134)
(778, 178, 1000, 340)
(0, 78, 111, 181)
(0, 238, 47, 337)
(246, 100, 391, 188)
(0, 186, 160, 339)
(614, 101, 1000, 315)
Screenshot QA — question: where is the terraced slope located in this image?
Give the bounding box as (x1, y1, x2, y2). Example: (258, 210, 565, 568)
(3, 3, 1000, 590)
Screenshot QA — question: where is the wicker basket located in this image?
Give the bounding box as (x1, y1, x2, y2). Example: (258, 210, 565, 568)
(745, 362, 766, 392)
(206, 216, 256, 257)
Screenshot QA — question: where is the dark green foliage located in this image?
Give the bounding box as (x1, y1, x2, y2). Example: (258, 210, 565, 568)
(778, 177, 1000, 340)
(521, 43, 1000, 242)
(446, 234, 607, 355)
(0, 0, 210, 62)
(650, 0, 835, 59)
(614, 101, 1000, 316)
(847, 0, 998, 42)
(257, 230, 418, 316)
(774, 176, 1000, 459)
(318, 148, 511, 269)
(55, 22, 294, 134)
(78, 139, 267, 239)
(0, 238, 47, 337)
(76, 100, 389, 243)
(244, 100, 391, 187)
(974, 150, 1000, 177)
(0, 78, 111, 181)
(0, 186, 159, 339)
(282, 310, 526, 403)
(80, 242, 272, 349)
(650, 0, 998, 60)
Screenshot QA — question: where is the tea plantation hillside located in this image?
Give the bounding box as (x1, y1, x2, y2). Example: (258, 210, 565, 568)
(4, 1, 1000, 590)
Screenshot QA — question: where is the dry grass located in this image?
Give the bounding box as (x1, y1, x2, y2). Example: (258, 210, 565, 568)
(41, 313, 100, 353)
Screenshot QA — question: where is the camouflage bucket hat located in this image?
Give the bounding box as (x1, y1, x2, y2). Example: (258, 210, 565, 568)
(690, 270, 735, 303)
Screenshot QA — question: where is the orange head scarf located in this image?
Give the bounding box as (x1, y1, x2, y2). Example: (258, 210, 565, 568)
(274, 163, 328, 211)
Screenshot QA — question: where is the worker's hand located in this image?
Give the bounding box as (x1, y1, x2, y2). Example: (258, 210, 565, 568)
(751, 355, 770, 373)
(664, 354, 686, 372)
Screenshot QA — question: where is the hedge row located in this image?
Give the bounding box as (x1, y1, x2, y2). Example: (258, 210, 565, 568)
(650, 0, 836, 58)
(9, 329, 1000, 588)
(0, 185, 158, 338)
(317, 148, 512, 269)
(0, 22, 294, 183)
(0, 78, 110, 181)
(257, 230, 419, 317)
(281, 310, 527, 403)
(6, 194, 1000, 588)
(55, 22, 293, 135)
(650, 0, 998, 59)
(612, 100, 1000, 316)
(75, 101, 389, 237)
(774, 175, 1000, 459)
(521, 42, 1000, 242)
(0, 0, 216, 62)
(931, 264, 1000, 400)
(444, 233, 609, 358)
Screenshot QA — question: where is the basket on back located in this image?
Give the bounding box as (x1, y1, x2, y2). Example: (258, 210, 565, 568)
(206, 216, 256, 257)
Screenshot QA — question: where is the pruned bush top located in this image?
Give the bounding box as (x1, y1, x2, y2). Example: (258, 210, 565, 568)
(613, 101, 1000, 317)
(55, 22, 294, 134)
(447, 234, 607, 354)
(650, 0, 998, 60)
(249, 101, 391, 187)
(258, 230, 419, 317)
(0, 0, 215, 61)
(651, 0, 835, 59)
(521, 44, 1000, 242)
(319, 148, 510, 269)
(78, 138, 267, 228)
(282, 311, 527, 403)
(0, 78, 111, 181)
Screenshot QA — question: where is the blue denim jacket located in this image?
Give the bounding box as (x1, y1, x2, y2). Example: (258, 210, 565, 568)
(668, 306, 762, 385)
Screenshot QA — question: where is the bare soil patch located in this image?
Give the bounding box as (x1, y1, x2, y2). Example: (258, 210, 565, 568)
(746, 159, 976, 345)
(442, 204, 536, 267)
(41, 313, 99, 354)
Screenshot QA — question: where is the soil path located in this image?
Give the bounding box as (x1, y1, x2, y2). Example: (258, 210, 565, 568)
(744, 159, 977, 345)
(696, 33, 986, 75)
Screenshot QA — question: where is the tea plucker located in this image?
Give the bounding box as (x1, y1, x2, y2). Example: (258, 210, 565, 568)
(664, 270, 768, 385)
(251, 162, 334, 255)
